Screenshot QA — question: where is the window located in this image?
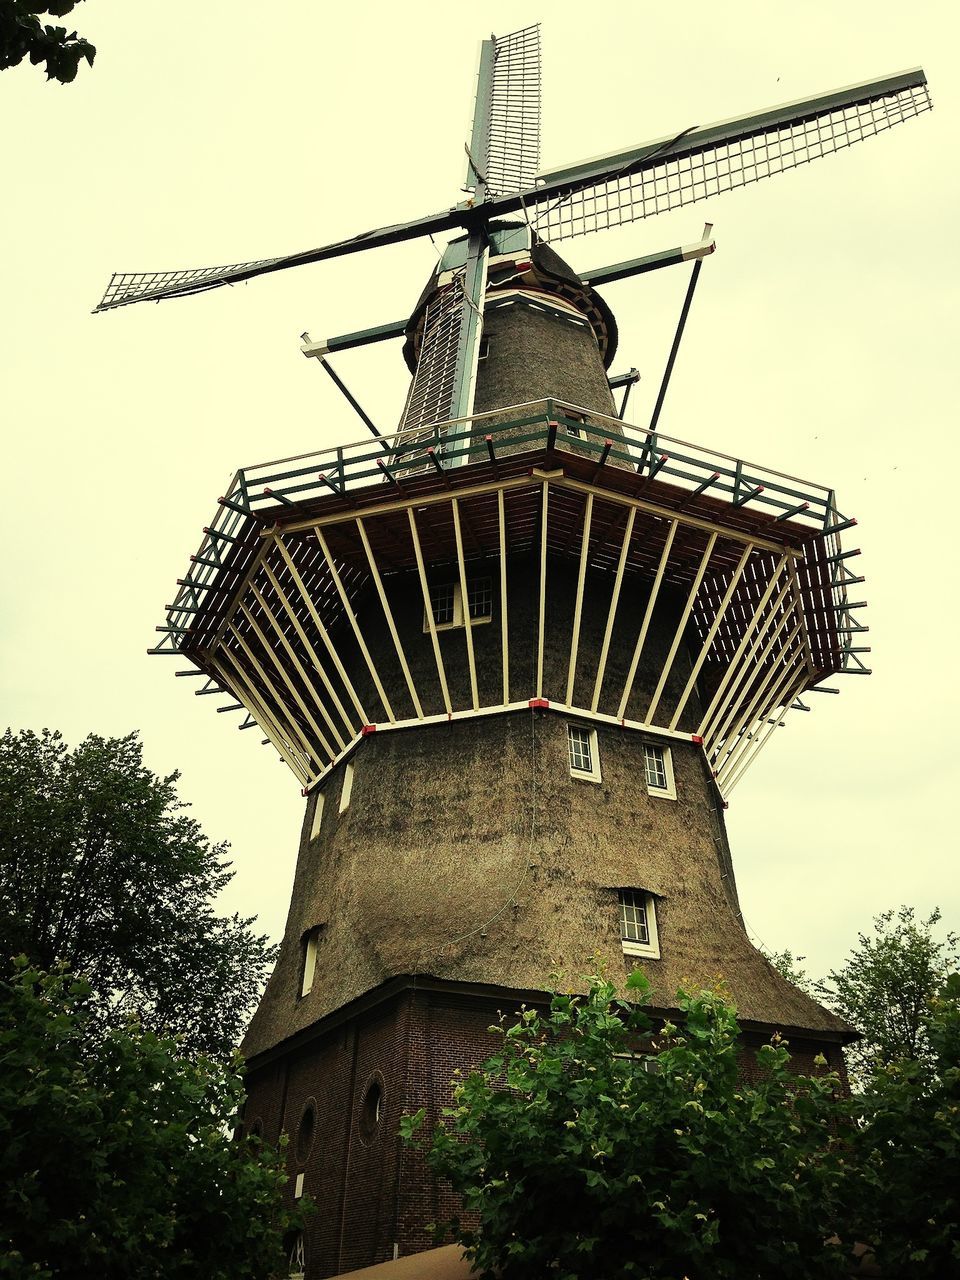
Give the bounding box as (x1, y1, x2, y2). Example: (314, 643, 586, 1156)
(567, 724, 601, 783)
(643, 742, 676, 800)
(563, 412, 585, 439)
(424, 577, 493, 631)
(300, 926, 323, 997)
(294, 1172, 305, 1199)
(478, 336, 490, 361)
(618, 889, 660, 959)
(287, 1232, 305, 1280)
(338, 762, 354, 814)
(309, 791, 324, 841)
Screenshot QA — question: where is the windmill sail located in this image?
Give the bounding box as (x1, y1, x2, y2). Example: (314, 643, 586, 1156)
(396, 281, 466, 449)
(483, 24, 542, 196)
(531, 68, 931, 241)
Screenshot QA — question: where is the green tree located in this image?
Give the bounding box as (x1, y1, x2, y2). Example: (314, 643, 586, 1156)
(821, 906, 959, 1084)
(846, 973, 960, 1276)
(0, 960, 305, 1280)
(763, 948, 816, 998)
(0, 728, 275, 1059)
(0, 1, 95, 82)
(404, 972, 849, 1280)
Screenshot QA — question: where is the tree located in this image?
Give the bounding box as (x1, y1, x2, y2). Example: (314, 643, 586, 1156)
(0, 959, 305, 1280)
(0, 728, 275, 1058)
(763, 948, 816, 998)
(403, 972, 849, 1280)
(846, 973, 960, 1276)
(821, 906, 959, 1084)
(0, 1, 95, 82)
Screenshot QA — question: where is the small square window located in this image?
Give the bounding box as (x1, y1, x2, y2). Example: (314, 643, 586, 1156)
(338, 762, 354, 815)
(563, 412, 585, 440)
(618, 889, 660, 958)
(567, 724, 601, 783)
(643, 743, 676, 800)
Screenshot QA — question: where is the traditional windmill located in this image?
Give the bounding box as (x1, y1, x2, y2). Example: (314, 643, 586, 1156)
(102, 26, 930, 1277)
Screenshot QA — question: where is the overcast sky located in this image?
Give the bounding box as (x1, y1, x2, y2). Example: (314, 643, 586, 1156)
(2, 1, 956, 982)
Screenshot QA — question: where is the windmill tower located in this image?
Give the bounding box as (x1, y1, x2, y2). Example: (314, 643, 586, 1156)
(104, 26, 932, 1278)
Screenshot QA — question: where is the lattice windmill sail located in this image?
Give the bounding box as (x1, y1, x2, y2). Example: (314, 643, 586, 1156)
(120, 30, 934, 1273)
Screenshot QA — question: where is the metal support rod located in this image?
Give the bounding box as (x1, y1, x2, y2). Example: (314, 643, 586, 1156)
(317, 356, 389, 449)
(646, 253, 706, 440)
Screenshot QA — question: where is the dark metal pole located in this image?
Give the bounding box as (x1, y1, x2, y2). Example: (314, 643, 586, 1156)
(647, 258, 704, 440)
(318, 357, 390, 452)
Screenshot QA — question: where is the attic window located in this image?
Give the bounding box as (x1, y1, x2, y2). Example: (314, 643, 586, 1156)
(618, 889, 660, 959)
(478, 336, 490, 360)
(564, 412, 585, 439)
(425, 578, 493, 631)
(300, 926, 324, 997)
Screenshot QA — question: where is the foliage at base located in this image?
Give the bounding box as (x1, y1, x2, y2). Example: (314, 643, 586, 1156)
(403, 972, 848, 1280)
(0, 961, 305, 1280)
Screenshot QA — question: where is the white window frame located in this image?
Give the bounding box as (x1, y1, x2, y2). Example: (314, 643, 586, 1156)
(301, 926, 322, 997)
(294, 1172, 305, 1199)
(338, 761, 354, 814)
(618, 889, 661, 959)
(309, 791, 325, 841)
(643, 742, 676, 800)
(567, 723, 601, 784)
(563, 411, 585, 440)
(423, 577, 493, 632)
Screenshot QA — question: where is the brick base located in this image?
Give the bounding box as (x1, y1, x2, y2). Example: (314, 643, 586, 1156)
(242, 977, 848, 1279)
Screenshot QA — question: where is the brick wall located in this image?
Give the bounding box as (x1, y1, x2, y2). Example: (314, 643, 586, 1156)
(244, 980, 849, 1279)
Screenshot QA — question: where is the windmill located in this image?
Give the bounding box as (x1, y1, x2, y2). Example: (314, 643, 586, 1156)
(106, 27, 931, 1277)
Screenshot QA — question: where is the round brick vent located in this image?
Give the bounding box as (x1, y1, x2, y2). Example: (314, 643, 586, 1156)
(359, 1077, 383, 1141)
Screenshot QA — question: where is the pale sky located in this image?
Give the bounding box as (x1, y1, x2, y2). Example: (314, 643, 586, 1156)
(2, 0, 957, 982)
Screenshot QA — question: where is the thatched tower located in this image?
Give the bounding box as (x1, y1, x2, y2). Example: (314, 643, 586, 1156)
(209, 228, 854, 1276)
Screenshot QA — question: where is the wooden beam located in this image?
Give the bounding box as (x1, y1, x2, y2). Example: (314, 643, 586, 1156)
(645, 532, 718, 725)
(704, 593, 798, 753)
(407, 508, 453, 716)
(224, 622, 323, 766)
(668, 542, 753, 730)
(711, 621, 803, 768)
(592, 506, 638, 713)
(566, 492, 594, 707)
(260, 556, 358, 740)
(451, 497, 479, 710)
(315, 528, 396, 723)
(211, 649, 310, 787)
(238, 598, 335, 760)
(272, 538, 369, 726)
(695, 555, 790, 738)
(614, 518, 677, 720)
(536, 480, 549, 700)
(498, 487, 510, 705)
(356, 517, 424, 718)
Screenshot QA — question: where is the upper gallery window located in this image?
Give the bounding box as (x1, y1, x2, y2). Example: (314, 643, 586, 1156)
(425, 577, 493, 631)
